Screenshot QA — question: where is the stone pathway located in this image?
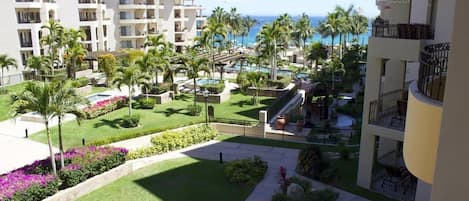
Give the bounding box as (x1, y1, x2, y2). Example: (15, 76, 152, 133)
(112, 139, 369, 201)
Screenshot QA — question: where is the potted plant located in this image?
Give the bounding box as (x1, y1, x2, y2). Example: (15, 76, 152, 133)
(275, 115, 286, 130)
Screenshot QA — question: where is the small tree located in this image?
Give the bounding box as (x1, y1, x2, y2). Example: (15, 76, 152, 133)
(326, 58, 345, 91)
(0, 54, 18, 91)
(112, 66, 150, 116)
(246, 72, 267, 105)
(179, 48, 210, 110)
(98, 54, 117, 86)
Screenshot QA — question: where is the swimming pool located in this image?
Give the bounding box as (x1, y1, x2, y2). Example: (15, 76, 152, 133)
(87, 94, 111, 103)
(225, 64, 308, 79)
(196, 79, 221, 85)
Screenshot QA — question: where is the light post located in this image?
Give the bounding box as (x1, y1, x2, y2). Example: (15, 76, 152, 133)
(203, 89, 209, 125)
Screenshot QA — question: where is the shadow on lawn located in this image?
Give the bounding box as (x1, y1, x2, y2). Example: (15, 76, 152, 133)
(154, 107, 190, 117)
(93, 118, 123, 129)
(134, 157, 254, 201)
(174, 94, 191, 101)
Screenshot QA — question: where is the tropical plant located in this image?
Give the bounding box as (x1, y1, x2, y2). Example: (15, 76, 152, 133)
(112, 66, 150, 116)
(334, 5, 354, 58)
(63, 29, 87, 79)
(98, 54, 117, 86)
(0, 54, 18, 91)
(135, 53, 159, 85)
(326, 58, 345, 90)
(40, 20, 65, 76)
(349, 12, 369, 41)
(255, 22, 287, 80)
(227, 7, 241, 48)
(246, 72, 267, 105)
(240, 16, 257, 48)
(307, 42, 328, 73)
(318, 12, 341, 58)
(198, 17, 227, 77)
(10, 81, 59, 176)
(27, 56, 50, 78)
(178, 48, 210, 110)
(50, 80, 88, 169)
(144, 34, 167, 49)
(293, 13, 315, 69)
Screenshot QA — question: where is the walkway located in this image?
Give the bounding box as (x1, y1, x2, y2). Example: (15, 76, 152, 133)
(112, 138, 369, 201)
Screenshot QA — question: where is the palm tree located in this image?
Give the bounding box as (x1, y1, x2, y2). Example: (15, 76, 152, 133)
(241, 16, 257, 48)
(200, 18, 227, 76)
(256, 22, 286, 80)
(50, 80, 88, 169)
(293, 13, 315, 70)
(307, 42, 328, 73)
(227, 7, 241, 48)
(27, 56, 50, 79)
(98, 54, 117, 86)
(0, 54, 18, 90)
(179, 49, 210, 108)
(210, 6, 227, 24)
(334, 5, 354, 57)
(11, 81, 58, 176)
(246, 72, 267, 105)
(40, 20, 65, 76)
(275, 14, 294, 56)
(136, 53, 159, 85)
(144, 34, 166, 49)
(326, 58, 345, 90)
(350, 13, 369, 41)
(113, 66, 150, 116)
(63, 29, 87, 79)
(319, 12, 341, 58)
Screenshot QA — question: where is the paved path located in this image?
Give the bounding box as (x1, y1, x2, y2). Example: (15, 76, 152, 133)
(112, 139, 369, 201)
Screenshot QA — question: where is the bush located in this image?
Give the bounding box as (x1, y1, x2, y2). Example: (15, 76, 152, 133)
(267, 77, 291, 89)
(121, 115, 140, 128)
(187, 104, 202, 116)
(83, 96, 127, 119)
(71, 77, 90, 88)
(296, 145, 330, 179)
(127, 125, 217, 160)
(335, 103, 362, 118)
(136, 98, 155, 109)
(224, 156, 268, 184)
(305, 189, 339, 201)
(200, 82, 225, 94)
(271, 192, 290, 201)
(288, 177, 311, 191)
(319, 168, 338, 184)
(143, 84, 170, 95)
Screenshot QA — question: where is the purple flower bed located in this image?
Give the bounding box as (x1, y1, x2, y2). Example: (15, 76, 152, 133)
(0, 146, 127, 201)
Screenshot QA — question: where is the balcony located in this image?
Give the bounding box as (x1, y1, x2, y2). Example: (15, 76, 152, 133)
(369, 89, 407, 132)
(417, 43, 450, 102)
(372, 18, 434, 40)
(403, 43, 450, 184)
(20, 41, 33, 48)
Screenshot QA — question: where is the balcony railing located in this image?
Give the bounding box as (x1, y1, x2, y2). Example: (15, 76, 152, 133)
(20, 41, 33, 48)
(369, 89, 407, 131)
(372, 19, 434, 40)
(418, 43, 450, 102)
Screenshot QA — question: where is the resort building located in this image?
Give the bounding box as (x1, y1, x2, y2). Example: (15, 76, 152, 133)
(358, 0, 468, 200)
(105, 0, 206, 52)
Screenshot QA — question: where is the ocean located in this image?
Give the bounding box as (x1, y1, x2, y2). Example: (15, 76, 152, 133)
(231, 16, 371, 47)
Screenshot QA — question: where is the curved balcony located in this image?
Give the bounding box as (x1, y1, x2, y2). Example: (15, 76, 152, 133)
(403, 43, 450, 184)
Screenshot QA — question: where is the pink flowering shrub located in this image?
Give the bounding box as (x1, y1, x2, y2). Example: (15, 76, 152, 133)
(83, 96, 127, 119)
(0, 146, 128, 200)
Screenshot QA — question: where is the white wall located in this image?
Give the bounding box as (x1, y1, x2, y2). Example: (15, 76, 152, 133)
(433, 0, 456, 43)
(410, 0, 430, 24)
(0, 1, 23, 75)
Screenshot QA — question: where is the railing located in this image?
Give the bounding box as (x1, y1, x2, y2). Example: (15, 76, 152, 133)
(369, 89, 406, 131)
(266, 86, 297, 121)
(372, 19, 434, 40)
(418, 43, 450, 102)
(20, 41, 32, 48)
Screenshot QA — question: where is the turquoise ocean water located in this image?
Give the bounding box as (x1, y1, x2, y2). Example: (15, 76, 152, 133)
(230, 16, 371, 47)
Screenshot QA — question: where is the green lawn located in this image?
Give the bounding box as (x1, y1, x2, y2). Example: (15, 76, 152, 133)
(30, 92, 274, 149)
(77, 157, 256, 201)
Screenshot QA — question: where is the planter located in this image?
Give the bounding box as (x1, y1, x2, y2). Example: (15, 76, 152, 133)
(275, 115, 286, 130)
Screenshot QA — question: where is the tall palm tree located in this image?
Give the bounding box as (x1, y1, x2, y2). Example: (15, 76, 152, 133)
(293, 13, 315, 69)
(40, 20, 65, 76)
(200, 18, 227, 76)
(350, 13, 369, 41)
(27, 56, 50, 79)
(275, 14, 294, 56)
(11, 81, 58, 176)
(98, 54, 117, 86)
(227, 7, 241, 48)
(179, 48, 210, 108)
(319, 12, 341, 58)
(50, 80, 88, 169)
(113, 66, 150, 116)
(334, 6, 354, 58)
(136, 53, 159, 85)
(326, 58, 346, 90)
(307, 42, 328, 73)
(144, 34, 166, 49)
(241, 16, 257, 48)
(0, 54, 18, 90)
(210, 6, 227, 24)
(246, 72, 267, 105)
(256, 22, 286, 80)
(63, 29, 87, 79)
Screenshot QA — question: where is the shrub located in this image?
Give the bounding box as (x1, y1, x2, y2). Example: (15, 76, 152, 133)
(267, 77, 291, 89)
(271, 192, 289, 201)
(71, 77, 90, 88)
(0, 172, 58, 201)
(136, 98, 155, 109)
(127, 125, 217, 160)
(224, 156, 268, 184)
(306, 189, 339, 201)
(121, 115, 140, 128)
(200, 82, 225, 94)
(187, 104, 202, 116)
(83, 96, 127, 119)
(143, 84, 170, 95)
(288, 177, 311, 191)
(296, 145, 330, 179)
(319, 168, 338, 184)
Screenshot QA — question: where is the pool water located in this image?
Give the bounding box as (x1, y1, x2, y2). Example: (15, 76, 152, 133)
(87, 94, 111, 102)
(332, 114, 355, 128)
(225, 64, 308, 79)
(196, 79, 221, 85)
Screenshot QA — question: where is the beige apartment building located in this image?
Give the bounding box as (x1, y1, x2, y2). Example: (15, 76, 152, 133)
(358, 0, 468, 201)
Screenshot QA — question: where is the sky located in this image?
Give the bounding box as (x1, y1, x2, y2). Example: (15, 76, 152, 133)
(196, 0, 380, 17)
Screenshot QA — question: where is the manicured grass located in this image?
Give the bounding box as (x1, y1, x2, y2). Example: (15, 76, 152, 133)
(77, 157, 256, 201)
(0, 82, 28, 121)
(88, 86, 110, 95)
(216, 133, 359, 153)
(30, 93, 274, 149)
(330, 159, 397, 201)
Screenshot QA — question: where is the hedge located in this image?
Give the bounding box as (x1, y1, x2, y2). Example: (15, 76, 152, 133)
(126, 125, 217, 160)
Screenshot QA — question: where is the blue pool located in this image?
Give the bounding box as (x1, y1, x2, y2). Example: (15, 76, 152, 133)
(87, 94, 111, 102)
(225, 64, 308, 79)
(196, 79, 221, 85)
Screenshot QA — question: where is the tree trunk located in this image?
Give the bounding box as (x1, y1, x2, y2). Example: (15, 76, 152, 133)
(45, 121, 57, 176)
(303, 38, 307, 70)
(219, 65, 223, 80)
(331, 35, 335, 58)
(339, 33, 343, 59)
(155, 70, 159, 85)
(193, 78, 197, 107)
(1, 68, 4, 89)
(315, 59, 319, 74)
(128, 87, 132, 116)
(58, 116, 64, 169)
